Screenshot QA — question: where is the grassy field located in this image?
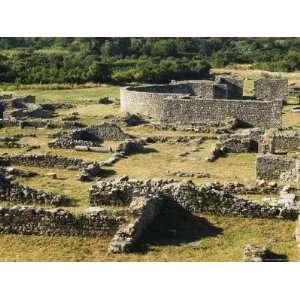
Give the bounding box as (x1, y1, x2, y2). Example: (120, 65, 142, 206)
(0, 69, 299, 262)
(0, 213, 297, 262)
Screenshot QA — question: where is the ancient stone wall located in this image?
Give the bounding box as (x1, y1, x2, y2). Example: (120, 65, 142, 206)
(160, 98, 282, 128)
(0, 206, 123, 237)
(6, 154, 96, 169)
(260, 129, 300, 154)
(121, 80, 283, 128)
(215, 76, 244, 99)
(254, 79, 288, 102)
(0, 95, 36, 109)
(256, 154, 298, 180)
(0, 170, 69, 206)
(49, 123, 129, 149)
(108, 194, 162, 253)
(120, 86, 179, 119)
(218, 128, 265, 153)
(0, 94, 13, 100)
(89, 178, 298, 220)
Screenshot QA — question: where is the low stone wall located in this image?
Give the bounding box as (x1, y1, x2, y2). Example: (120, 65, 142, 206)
(0, 206, 123, 237)
(0, 94, 13, 100)
(256, 154, 299, 180)
(6, 154, 97, 170)
(89, 178, 298, 220)
(108, 194, 162, 253)
(0, 171, 69, 206)
(100, 139, 146, 167)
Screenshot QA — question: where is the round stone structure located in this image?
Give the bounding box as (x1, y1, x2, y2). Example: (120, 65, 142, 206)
(120, 80, 283, 129)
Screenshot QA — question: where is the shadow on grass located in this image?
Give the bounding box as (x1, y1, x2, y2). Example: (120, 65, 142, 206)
(100, 168, 116, 178)
(132, 147, 159, 155)
(264, 249, 288, 262)
(135, 199, 223, 253)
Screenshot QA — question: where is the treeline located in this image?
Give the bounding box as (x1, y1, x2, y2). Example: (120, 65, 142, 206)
(1, 37, 300, 84)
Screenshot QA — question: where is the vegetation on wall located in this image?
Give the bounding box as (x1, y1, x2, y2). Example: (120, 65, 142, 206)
(0, 37, 300, 84)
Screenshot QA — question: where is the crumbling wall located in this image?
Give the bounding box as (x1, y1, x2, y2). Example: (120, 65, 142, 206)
(256, 154, 298, 180)
(89, 178, 298, 220)
(108, 194, 162, 253)
(0, 207, 123, 237)
(218, 128, 265, 153)
(49, 123, 130, 149)
(215, 76, 244, 99)
(6, 154, 98, 169)
(0, 170, 69, 206)
(254, 79, 288, 102)
(260, 129, 300, 154)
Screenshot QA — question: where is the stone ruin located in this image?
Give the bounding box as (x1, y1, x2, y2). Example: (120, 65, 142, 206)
(254, 79, 289, 102)
(121, 77, 287, 129)
(256, 154, 300, 183)
(255, 128, 300, 183)
(0, 79, 298, 258)
(0, 168, 69, 206)
(89, 177, 298, 220)
(259, 128, 300, 154)
(49, 123, 131, 149)
(0, 95, 54, 127)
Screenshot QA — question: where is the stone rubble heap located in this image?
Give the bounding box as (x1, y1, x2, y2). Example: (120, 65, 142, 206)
(166, 170, 210, 178)
(49, 123, 131, 149)
(243, 244, 267, 262)
(100, 139, 146, 167)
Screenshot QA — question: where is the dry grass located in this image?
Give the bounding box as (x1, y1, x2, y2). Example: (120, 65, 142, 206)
(112, 140, 257, 185)
(0, 74, 299, 261)
(0, 213, 297, 262)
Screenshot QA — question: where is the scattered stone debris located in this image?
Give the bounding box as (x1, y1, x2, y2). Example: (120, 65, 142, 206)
(5, 167, 38, 178)
(167, 170, 210, 178)
(46, 172, 58, 179)
(79, 163, 103, 182)
(205, 144, 227, 162)
(278, 186, 297, 207)
(49, 123, 131, 149)
(243, 244, 267, 262)
(74, 145, 111, 153)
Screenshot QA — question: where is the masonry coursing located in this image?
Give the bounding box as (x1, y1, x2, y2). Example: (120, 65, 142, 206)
(89, 178, 298, 220)
(121, 79, 284, 128)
